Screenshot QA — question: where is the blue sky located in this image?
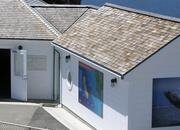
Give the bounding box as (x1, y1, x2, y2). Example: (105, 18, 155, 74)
(81, 0, 180, 18)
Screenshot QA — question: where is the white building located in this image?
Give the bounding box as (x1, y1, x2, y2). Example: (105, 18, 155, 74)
(0, 0, 95, 101)
(53, 3, 180, 130)
(0, 0, 59, 100)
(1, 1, 180, 130)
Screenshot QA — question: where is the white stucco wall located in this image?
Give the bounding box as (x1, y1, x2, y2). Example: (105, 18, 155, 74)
(54, 45, 128, 130)
(0, 39, 53, 100)
(126, 37, 180, 130)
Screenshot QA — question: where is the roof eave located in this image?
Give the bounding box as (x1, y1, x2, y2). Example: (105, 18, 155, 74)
(52, 41, 124, 78)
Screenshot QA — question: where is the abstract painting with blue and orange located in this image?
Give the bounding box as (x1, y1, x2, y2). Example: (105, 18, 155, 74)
(79, 62, 103, 117)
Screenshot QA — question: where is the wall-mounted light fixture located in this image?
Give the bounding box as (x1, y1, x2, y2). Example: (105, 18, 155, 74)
(111, 78, 117, 87)
(65, 55, 71, 63)
(18, 45, 23, 50)
(12, 45, 23, 53)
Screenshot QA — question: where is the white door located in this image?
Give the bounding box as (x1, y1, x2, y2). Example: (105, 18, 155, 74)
(11, 50, 27, 101)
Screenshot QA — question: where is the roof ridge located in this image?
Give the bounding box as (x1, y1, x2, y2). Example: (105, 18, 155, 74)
(20, 0, 61, 36)
(31, 4, 99, 9)
(104, 3, 180, 23)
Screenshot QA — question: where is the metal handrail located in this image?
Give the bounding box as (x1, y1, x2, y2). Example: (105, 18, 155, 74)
(0, 120, 49, 130)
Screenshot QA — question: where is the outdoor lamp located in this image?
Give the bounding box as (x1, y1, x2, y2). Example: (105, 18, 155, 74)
(18, 45, 23, 50)
(111, 78, 117, 87)
(65, 55, 71, 62)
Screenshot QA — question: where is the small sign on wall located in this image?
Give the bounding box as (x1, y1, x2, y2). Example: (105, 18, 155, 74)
(27, 55, 47, 71)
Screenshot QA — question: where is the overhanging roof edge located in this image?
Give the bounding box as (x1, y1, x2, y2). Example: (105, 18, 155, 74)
(52, 42, 123, 78)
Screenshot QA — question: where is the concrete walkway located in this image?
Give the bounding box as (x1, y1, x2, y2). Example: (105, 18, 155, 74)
(44, 106, 94, 130)
(0, 103, 69, 130)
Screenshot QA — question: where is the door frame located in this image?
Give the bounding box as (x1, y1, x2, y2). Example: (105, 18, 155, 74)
(53, 47, 62, 104)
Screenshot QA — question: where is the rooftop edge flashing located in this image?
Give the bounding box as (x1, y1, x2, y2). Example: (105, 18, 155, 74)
(104, 3, 180, 23)
(31, 4, 99, 10)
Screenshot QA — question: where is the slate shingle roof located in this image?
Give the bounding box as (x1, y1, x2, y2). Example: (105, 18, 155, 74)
(0, 0, 56, 40)
(54, 4, 180, 76)
(32, 5, 98, 34)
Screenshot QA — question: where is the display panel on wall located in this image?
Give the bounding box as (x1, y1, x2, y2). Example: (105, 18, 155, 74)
(79, 62, 103, 117)
(152, 78, 180, 127)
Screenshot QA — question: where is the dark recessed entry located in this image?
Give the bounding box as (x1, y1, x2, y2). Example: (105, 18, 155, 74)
(0, 49, 11, 98)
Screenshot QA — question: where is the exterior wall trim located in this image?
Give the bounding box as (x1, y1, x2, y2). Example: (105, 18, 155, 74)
(53, 47, 62, 103)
